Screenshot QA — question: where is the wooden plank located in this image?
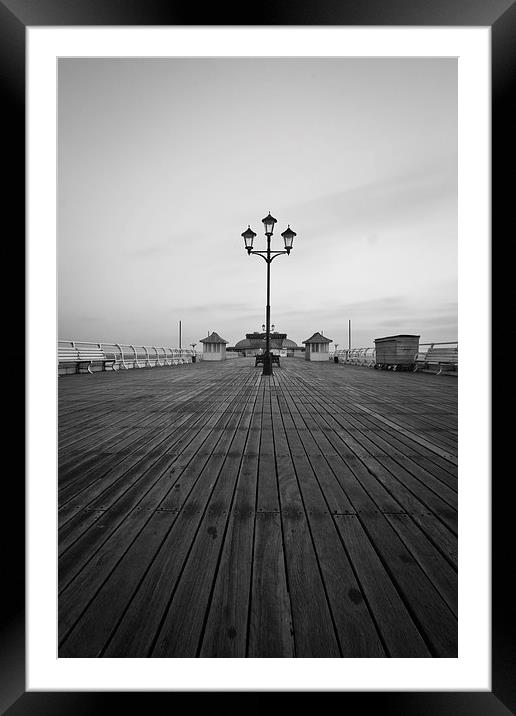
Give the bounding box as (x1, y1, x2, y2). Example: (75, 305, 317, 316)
(58, 371, 247, 502)
(346, 410, 457, 478)
(306, 411, 414, 514)
(58, 358, 458, 658)
(384, 513, 457, 616)
(255, 380, 279, 512)
(359, 512, 457, 656)
(58, 392, 238, 523)
(331, 425, 458, 512)
(309, 409, 457, 531)
(96, 382, 257, 657)
(150, 390, 257, 657)
(352, 404, 458, 465)
(59, 376, 256, 648)
(292, 374, 456, 492)
(334, 515, 431, 657)
(59, 452, 181, 572)
(199, 385, 263, 657)
(58, 396, 213, 496)
(270, 413, 341, 657)
(273, 393, 385, 656)
(290, 361, 457, 441)
(276, 395, 356, 515)
(247, 512, 294, 657)
(58, 510, 174, 657)
(326, 407, 458, 490)
(411, 513, 458, 569)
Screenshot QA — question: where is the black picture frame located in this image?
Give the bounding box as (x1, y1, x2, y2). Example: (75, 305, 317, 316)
(7, 0, 512, 712)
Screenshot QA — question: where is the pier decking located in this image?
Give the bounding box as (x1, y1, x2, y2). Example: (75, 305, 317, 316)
(58, 358, 457, 658)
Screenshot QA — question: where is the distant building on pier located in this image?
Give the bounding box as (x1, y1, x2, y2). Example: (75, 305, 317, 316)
(200, 331, 228, 361)
(303, 331, 332, 361)
(231, 328, 300, 357)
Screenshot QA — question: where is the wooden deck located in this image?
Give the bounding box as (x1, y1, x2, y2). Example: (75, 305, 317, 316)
(58, 357, 457, 658)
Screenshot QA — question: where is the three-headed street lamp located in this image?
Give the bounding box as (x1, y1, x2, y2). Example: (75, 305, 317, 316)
(241, 213, 297, 375)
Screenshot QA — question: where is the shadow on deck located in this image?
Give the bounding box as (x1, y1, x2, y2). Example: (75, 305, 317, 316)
(58, 357, 457, 658)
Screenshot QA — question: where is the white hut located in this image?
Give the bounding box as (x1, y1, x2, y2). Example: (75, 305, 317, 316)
(199, 332, 228, 361)
(303, 332, 332, 361)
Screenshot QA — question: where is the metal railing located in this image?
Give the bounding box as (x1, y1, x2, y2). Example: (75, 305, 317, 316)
(332, 347, 376, 367)
(413, 341, 459, 374)
(58, 340, 197, 371)
(415, 341, 458, 361)
(332, 341, 458, 370)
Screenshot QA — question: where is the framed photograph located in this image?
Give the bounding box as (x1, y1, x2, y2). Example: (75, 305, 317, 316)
(7, 0, 511, 712)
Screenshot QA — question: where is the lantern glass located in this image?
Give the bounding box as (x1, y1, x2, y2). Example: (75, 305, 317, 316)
(262, 213, 277, 235)
(281, 225, 296, 250)
(241, 226, 256, 251)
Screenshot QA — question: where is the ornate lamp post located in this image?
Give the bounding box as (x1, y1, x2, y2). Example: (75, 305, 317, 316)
(241, 213, 297, 375)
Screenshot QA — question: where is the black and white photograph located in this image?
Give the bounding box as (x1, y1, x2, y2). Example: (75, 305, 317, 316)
(1, 0, 509, 706)
(56, 55, 459, 659)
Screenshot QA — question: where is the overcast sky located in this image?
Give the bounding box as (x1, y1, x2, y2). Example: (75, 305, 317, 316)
(58, 58, 457, 349)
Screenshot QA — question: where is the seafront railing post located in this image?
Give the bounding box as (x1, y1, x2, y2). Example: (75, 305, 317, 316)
(241, 213, 297, 376)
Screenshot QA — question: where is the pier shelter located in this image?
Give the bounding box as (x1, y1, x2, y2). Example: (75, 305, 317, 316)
(303, 332, 332, 361)
(200, 332, 228, 361)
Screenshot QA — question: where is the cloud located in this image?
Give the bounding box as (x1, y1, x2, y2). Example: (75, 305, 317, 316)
(283, 157, 457, 246)
(130, 230, 208, 259)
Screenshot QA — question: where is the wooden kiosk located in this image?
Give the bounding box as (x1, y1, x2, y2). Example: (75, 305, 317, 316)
(200, 332, 228, 361)
(303, 332, 332, 361)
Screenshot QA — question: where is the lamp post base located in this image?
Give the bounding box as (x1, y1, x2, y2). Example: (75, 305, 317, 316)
(262, 353, 273, 376)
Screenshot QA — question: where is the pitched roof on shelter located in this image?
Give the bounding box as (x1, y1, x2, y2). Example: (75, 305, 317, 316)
(303, 332, 332, 344)
(200, 332, 228, 344)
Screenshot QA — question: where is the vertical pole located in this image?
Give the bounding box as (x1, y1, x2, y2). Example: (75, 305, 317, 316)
(348, 319, 351, 350)
(263, 233, 272, 375)
(179, 320, 182, 350)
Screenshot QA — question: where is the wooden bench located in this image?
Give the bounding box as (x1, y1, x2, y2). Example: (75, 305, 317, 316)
(414, 345, 458, 375)
(58, 346, 81, 374)
(103, 350, 123, 371)
(255, 353, 280, 367)
(77, 347, 116, 374)
(58, 346, 116, 375)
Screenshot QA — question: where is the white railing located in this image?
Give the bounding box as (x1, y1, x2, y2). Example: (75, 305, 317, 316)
(332, 347, 376, 367)
(415, 341, 458, 362)
(58, 340, 196, 372)
(332, 341, 458, 370)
